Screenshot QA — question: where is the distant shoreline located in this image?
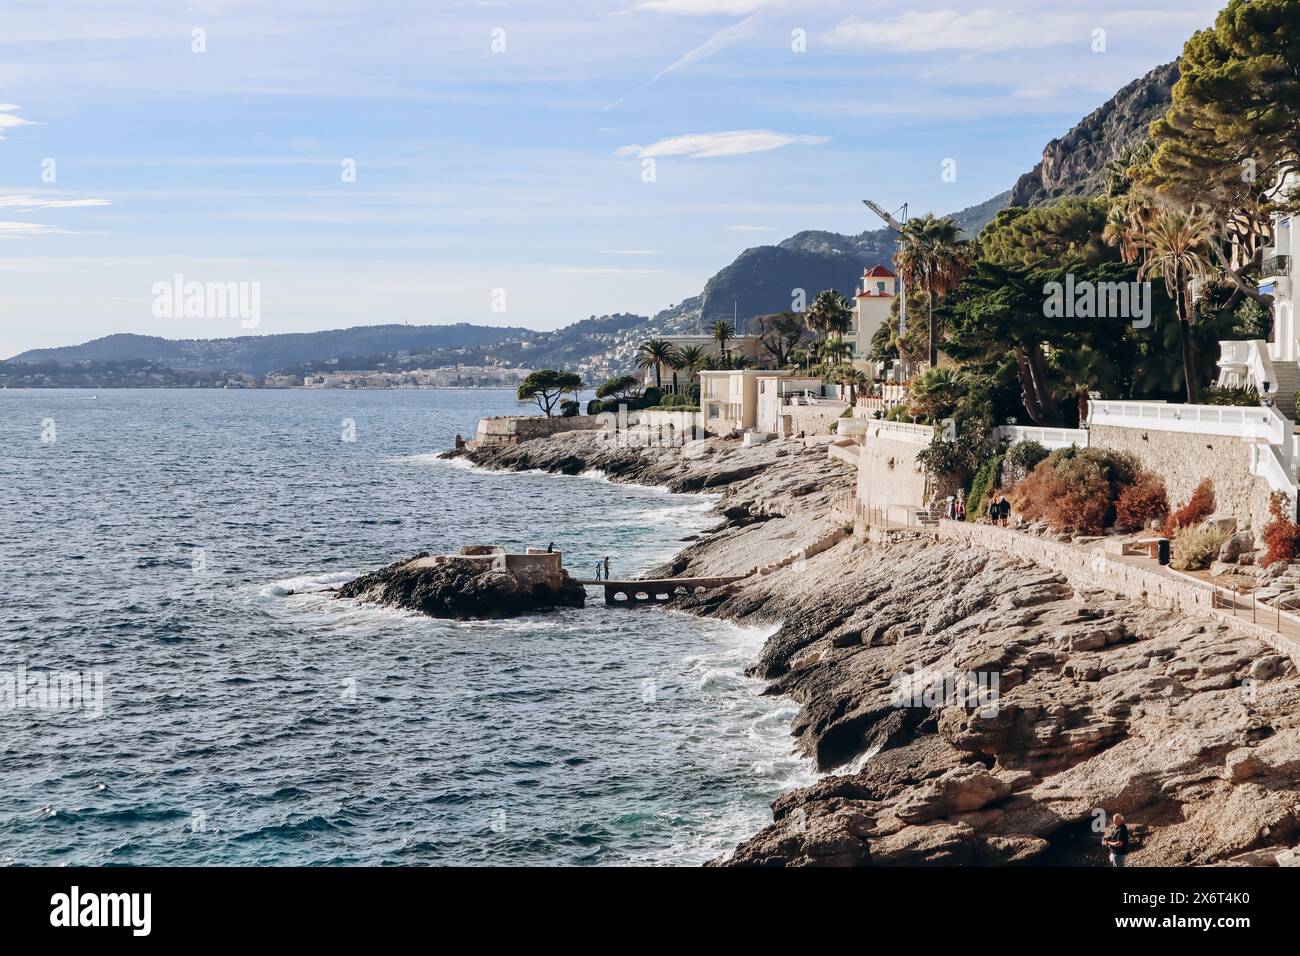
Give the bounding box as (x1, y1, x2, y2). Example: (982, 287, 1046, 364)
(0, 384, 527, 391)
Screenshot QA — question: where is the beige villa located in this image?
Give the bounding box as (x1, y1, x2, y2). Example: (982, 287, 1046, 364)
(701, 369, 840, 437)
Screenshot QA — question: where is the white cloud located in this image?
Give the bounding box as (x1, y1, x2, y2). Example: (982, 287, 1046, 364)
(829, 7, 1217, 54)
(604, 12, 761, 109)
(829, 10, 1091, 53)
(0, 104, 33, 139)
(616, 129, 829, 159)
(550, 267, 663, 275)
(636, 0, 786, 13)
(0, 221, 68, 238)
(0, 195, 112, 210)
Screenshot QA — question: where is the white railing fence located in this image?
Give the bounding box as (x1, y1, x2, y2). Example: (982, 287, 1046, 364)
(996, 425, 1087, 450)
(1089, 399, 1290, 448)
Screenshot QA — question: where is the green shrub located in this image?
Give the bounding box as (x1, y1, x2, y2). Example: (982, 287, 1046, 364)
(1204, 384, 1262, 407)
(966, 454, 1003, 523)
(1003, 439, 1048, 475)
(657, 393, 695, 408)
(586, 399, 603, 416)
(559, 399, 580, 417)
(1170, 526, 1229, 571)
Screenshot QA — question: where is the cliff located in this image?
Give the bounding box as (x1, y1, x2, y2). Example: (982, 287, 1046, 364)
(1009, 60, 1179, 206)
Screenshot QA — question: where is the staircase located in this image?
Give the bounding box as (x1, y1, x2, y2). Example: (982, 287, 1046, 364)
(911, 499, 947, 528)
(1271, 360, 1300, 418)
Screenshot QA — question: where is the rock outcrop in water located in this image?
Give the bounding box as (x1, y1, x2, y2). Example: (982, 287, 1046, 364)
(337, 548, 585, 619)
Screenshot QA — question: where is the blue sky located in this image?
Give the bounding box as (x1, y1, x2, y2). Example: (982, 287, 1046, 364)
(0, 0, 1217, 357)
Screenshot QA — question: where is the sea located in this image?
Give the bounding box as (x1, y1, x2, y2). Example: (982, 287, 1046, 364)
(0, 388, 813, 865)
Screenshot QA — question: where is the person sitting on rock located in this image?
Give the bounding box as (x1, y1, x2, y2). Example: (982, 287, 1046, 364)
(1103, 813, 1130, 867)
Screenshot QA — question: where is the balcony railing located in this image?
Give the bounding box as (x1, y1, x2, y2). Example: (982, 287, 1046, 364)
(1262, 254, 1291, 279)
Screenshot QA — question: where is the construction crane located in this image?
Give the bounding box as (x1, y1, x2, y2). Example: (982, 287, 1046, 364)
(862, 200, 908, 335)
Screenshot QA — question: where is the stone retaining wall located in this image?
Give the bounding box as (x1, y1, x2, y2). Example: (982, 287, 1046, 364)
(629, 409, 704, 436)
(472, 414, 605, 448)
(1088, 423, 1272, 533)
(787, 405, 848, 436)
(937, 519, 1300, 664)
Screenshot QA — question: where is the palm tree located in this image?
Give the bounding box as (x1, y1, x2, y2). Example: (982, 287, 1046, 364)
(676, 344, 708, 395)
(1137, 205, 1216, 403)
(807, 289, 853, 345)
(710, 320, 735, 359)
(822, 336, 852, 366)
(894, 214, 972, 367)
(636, 339, 680, 391)
(840, 368, 869, 405)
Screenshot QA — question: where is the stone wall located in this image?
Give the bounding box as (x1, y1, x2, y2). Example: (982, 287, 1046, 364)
(787, 405, 848, 437)
(1088, 424, 1273, 533)
(937, 519, 1300, 664)
(855, 432, 929, 517)
(472, 414, 605, 448)
(629, 409, 704, 436)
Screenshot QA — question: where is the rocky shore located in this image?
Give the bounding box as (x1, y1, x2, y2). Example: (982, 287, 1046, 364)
(452, 428, 1300, 866)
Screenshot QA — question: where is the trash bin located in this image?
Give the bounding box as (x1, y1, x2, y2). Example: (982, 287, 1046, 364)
(1157, 538, 1170, 566)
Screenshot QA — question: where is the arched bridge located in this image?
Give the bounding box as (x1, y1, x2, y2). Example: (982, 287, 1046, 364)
(573, 574, 751, 606)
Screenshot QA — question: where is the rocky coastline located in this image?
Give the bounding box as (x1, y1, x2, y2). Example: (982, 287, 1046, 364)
(450, 429, 1300, 866)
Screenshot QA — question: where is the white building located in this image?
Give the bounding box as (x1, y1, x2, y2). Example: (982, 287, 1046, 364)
(701, 369, 840, 436)
(851, 265, 899, 377)
(1216, 170, 1298, 415)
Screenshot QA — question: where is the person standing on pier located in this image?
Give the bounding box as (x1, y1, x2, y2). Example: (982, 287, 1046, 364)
(604, 556, 611, 580)
(595, 561, 602, 581)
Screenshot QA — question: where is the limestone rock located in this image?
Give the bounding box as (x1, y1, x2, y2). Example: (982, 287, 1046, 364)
(1202, 514, 1238, 534)
(1219, 531, 1255, 563)
(336, 551, 585, 619)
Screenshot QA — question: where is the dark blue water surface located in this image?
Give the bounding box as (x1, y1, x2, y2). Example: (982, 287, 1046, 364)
(0, 389, 810, 865)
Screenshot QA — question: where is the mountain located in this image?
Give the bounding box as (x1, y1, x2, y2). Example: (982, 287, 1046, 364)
(10, 61, 1177, 381)
(665, 192, 1014, 331)
(656, 61, 1177, 332)
(10, 323, 530, 377)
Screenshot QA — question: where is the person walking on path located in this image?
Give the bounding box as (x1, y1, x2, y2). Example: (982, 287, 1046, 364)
(996, 495, 1011, 526)
(594, 562, 602, 581)
(1103, 813, 1131, 867)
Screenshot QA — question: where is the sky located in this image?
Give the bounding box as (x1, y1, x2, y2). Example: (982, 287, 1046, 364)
(0, 0, 1220, 357)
